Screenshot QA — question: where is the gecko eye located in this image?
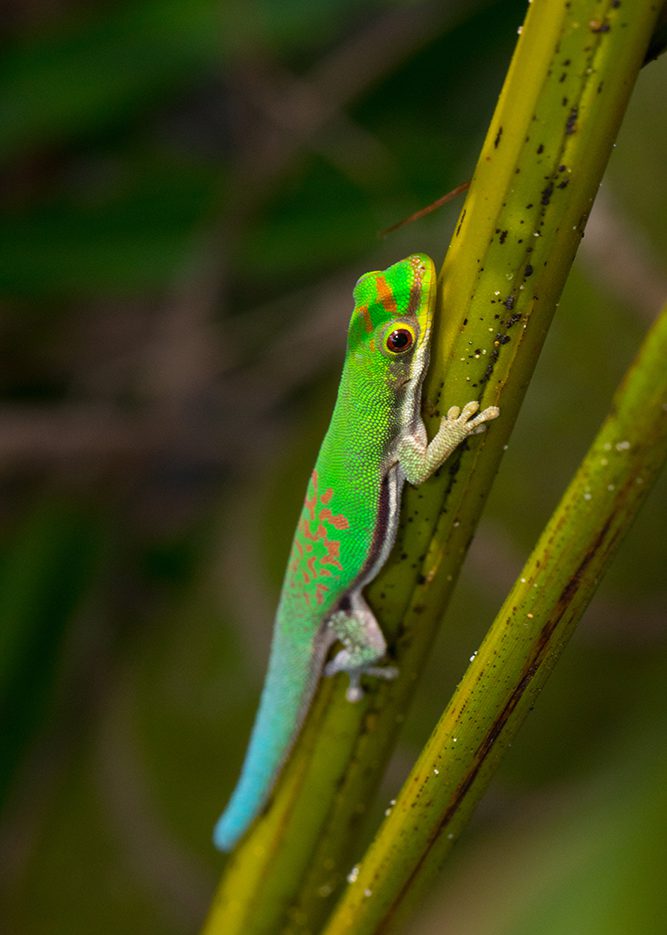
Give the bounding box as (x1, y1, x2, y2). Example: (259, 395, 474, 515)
(385, 327, 415, 354)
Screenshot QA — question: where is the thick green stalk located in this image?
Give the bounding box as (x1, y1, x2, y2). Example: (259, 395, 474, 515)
(323, 296, 667, 933)
(203, 2, 662, 932)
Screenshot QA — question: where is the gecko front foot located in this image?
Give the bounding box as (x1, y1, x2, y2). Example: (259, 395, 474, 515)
(445, 401, 500, 436)
(398, 399, 500, 486)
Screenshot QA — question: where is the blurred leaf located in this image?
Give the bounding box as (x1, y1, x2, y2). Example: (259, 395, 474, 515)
(0, 0, 385, 163)
(0, 498, 103, 806)
(0, 161, 218, 297)
(504, 681, 667, 935)
(0, 0, 224, 162)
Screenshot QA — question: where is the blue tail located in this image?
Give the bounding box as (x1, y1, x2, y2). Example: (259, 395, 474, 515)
(214, 629, 325, 851)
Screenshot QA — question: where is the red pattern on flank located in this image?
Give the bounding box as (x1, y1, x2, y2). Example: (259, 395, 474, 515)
(288, 471, 350, 607)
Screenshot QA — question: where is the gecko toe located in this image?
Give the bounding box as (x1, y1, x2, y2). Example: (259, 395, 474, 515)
(346, 684, 364, 702)
(460, 401, 480, 419)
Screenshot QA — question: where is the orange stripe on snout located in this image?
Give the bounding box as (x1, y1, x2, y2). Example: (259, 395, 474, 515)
(359, 304, 373, 333)
(407, 282, 421, 315)
(407, 256, 425, 315)
(375, 275, 398, 316)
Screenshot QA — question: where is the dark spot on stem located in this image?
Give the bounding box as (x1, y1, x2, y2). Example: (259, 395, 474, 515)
(566, 106, 578, 135)
(541, 182, 554, 206)
(590, 19, 610, 33)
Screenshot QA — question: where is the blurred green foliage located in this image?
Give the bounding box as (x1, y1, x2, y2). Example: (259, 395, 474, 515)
(0, 1, 665, 933)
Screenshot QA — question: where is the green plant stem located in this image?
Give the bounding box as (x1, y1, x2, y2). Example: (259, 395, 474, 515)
(203, 2, 662, 932)
(323, 297, 667, 934)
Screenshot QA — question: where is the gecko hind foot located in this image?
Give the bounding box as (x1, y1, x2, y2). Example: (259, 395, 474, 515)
(325, 608, 398, 701)
(343, 665, 398, 702)
(324, 654, 398, 703)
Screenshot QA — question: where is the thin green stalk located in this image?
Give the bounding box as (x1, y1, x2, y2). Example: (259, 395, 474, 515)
(323, 298, 667, 934)
(203, 2, 662, 932)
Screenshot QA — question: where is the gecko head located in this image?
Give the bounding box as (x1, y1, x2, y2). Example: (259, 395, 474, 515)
(347, 254, 437, 392)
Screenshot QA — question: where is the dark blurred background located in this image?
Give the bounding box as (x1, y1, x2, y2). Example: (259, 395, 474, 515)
(1, 2, 666, 933)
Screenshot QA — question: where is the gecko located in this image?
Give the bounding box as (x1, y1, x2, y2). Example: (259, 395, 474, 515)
(214, 254, 499, 851)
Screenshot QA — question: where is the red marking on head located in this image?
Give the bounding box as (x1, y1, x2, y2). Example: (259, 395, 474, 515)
(410, 255, 426, 280)
(320, 488, 333, 505)
(407, 281, 422, 316)
(359, 304, 373, 333)
(375, 275, 398, 316)
(408, 256, 426, 315)
(407, 256, 427, 316)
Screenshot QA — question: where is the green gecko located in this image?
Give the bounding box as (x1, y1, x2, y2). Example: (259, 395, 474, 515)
(214, 254, 499, 851)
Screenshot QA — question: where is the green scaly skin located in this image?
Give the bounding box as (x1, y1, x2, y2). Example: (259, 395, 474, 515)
(214, 254, 499, 850)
